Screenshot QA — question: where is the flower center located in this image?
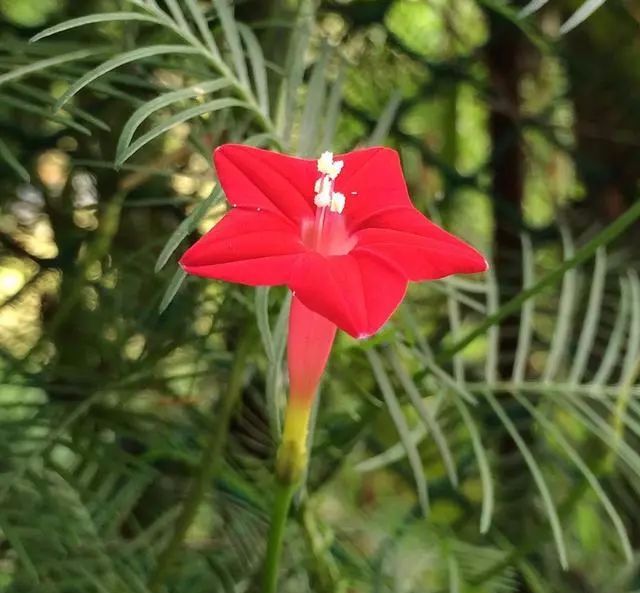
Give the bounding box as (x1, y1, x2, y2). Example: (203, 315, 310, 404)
(301, 152, 356, 255)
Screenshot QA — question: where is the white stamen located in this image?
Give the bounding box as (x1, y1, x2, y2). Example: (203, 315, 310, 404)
(314, 152, 347, 214)
(317, 151, 344, 180)
(314, 176, 332, 208)
(330, 192, 345, 214)
(317, 151, 334, 175)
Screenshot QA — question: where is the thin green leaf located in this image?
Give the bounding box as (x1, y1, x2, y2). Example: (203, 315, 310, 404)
(620, 271, 640, 384)
(118, 97, 247, 165)
(255, 287, 275, 361)
(446, 281, 465, 383)
(439, 198, 640, 363)
(10, 81, 111, 131)
(485, 267, 499, 384)
(355, 424, 428, 473)
(543, 226, 576, 382)
(54, 45, 202, 111)
(366, 348, 429, 516)
(115, 79, 230, 165)
(0, 48, 101, 87)
(277, 0, 313, 144)
(368, 91, 401, 146)
(448, 554, 460, 593)
(298, 45, 328, 156)
(566, 394, 640, 478)
(388, 346, 458, 487)
(321, 68, 345, 150)
(568, 247, 606, 384)
(29, 12, 161, 43)
(212, 0, 249, 87)
(183, 0, 220, 59)
(519, 0, 550, 18)
(513, 391, 633, 562)
(165, 0, 192, 35)
(484, 391, 568, 568)
(0, 138, 29, 182)
(238, 24, 269, 115)
(592, 279, 629, 387)
(155, 186, 223, 272)
(158, 268, 187, 314)
(512, 234, 535, 382)
(0, 93, 91, 135)
(265, 292, 291, 438)
(451, 394, 494, 533)
(560, 0, 608, 34)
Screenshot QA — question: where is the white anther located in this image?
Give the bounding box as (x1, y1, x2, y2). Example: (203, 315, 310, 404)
(317, 151, 344, 180)
(317, 151, 334, 175)
(314, 176, 332, 208)
(330, 192, 345, 214)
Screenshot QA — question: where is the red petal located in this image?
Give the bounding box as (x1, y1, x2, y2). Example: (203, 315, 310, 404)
(355, 207, 488, 280)
(287, 296, 337, 402)
(290, 249, 407, 338)
(179, 208, 305, 285)
(214, 144, 317, 223)
(334, 147, 413, 229)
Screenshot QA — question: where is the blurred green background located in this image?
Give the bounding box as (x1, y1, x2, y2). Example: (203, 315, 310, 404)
(1, 0, 640, 591)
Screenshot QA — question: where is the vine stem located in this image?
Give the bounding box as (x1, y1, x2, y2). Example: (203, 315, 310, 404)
(263, 480, 297, 593)
(147, 329, 252, 592)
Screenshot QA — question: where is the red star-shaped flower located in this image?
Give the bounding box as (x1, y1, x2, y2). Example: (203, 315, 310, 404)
(180, 144, 487, 339)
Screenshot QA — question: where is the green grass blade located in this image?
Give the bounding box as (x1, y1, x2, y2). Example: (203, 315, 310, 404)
(29, 12, 161, 42)
(54, 45, 201, 111)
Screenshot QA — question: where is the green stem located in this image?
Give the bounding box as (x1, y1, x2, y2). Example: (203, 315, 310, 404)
(263, 480, 297, 593)
(147, 329, 252, 592)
